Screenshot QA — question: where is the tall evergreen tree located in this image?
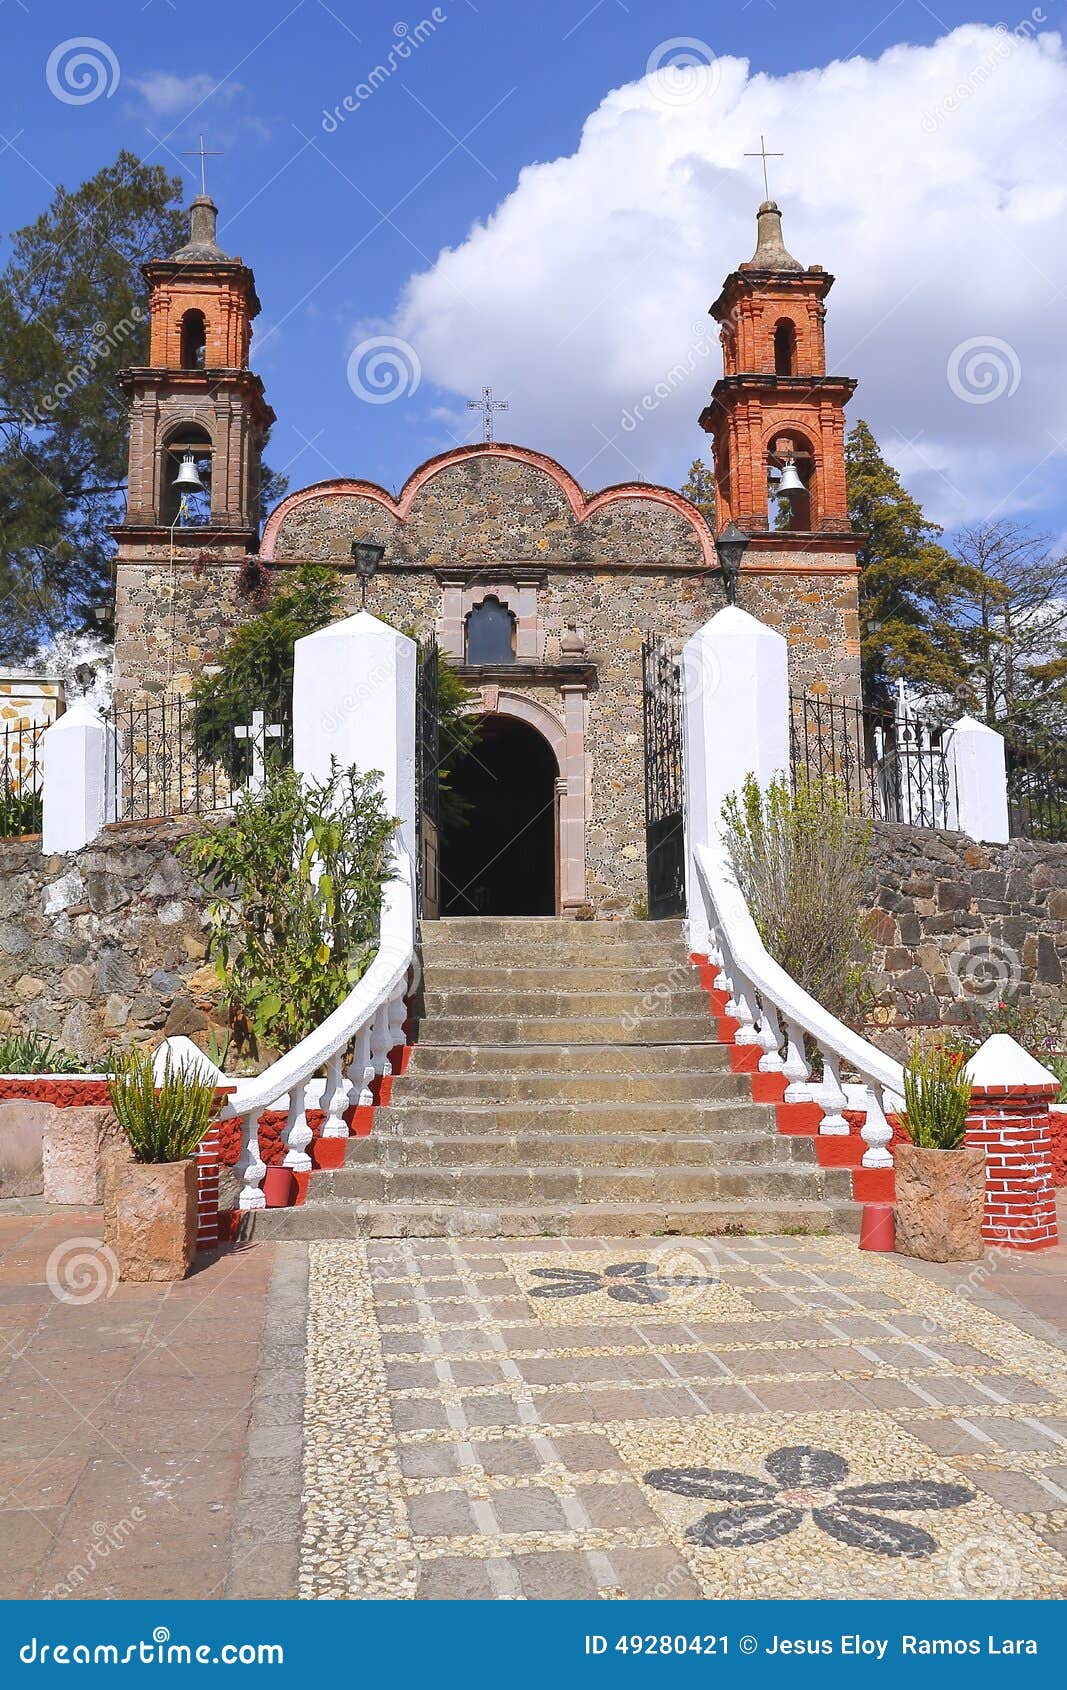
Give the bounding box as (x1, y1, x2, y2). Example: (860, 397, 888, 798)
(681, 457, 717, 527)
(846, 419, 983, 704)
(952, 519, 1067, 733)
(0, 153, 187, 661)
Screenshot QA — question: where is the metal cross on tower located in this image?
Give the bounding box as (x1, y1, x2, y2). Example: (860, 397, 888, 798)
(744, 134, 784, 200)
(182, 134, 223, 197)
(234, 709, 282, 795)
(468, 385, 509, 443)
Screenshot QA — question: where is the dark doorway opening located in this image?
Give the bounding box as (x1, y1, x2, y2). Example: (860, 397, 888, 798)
(440, 714, 558, 916)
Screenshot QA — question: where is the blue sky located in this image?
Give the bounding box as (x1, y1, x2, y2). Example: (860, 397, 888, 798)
(4, 0, 1065, 541)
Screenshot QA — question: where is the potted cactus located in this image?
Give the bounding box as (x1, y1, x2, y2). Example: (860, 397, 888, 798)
(894, 1042, 984, 1262)
(105, 1047, 220, 1282)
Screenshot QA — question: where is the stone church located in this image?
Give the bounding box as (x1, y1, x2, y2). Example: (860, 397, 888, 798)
(112, 191, 861, 917)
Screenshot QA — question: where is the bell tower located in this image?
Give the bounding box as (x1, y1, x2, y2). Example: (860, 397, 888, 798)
(698, 200, 862, 694)
(112, 195, 275, 694)
(116, 194, 274, 545)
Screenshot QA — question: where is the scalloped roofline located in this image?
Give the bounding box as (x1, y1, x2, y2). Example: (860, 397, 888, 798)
(259, 441, 716, 567)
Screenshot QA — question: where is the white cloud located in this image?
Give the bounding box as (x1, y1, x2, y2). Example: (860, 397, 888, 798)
(388, 23, 1067, 528)
(129, 72, 241, 118)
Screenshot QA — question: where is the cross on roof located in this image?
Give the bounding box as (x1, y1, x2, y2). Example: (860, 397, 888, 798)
(744, 134, 783, 200)
(468, 385, 509, 443)
(181, 134, 223, 197)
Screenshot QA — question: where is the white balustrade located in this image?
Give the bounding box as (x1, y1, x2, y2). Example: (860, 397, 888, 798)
(693, 844, 904, 1170)
(283, 1083, 314, 1171)
(322, 1050, 352, 1139)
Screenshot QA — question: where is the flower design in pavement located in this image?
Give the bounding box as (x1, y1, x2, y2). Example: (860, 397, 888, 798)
(644, 1446, 974, 1558)
(528, 1261, 715, 1306)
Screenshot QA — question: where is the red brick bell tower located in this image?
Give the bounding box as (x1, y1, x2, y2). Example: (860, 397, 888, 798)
(698, 201, 862, 694)
(112, 195, 275, 694)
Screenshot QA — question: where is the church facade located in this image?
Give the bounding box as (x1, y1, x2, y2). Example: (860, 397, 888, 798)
(111, 192, 862, 915)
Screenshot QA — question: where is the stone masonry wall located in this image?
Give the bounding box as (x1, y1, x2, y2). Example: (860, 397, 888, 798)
(863, 824, 1067, 1055)
(0, 821, 227, 1065)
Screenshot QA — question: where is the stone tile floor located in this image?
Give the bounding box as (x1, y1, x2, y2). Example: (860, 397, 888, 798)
(299, 1227, 1067, 1601)
(1, 1197, 1065, 1601)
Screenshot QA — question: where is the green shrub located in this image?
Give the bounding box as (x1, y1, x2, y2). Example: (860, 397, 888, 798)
(721, 772, 873, 1027)
(0, 1030, 83, 1074)
(107, 1046, 220, 1163)
(901, 1041, 973, 1149)
(179, 760, 397, 1054)
(0, 785, 43, 838)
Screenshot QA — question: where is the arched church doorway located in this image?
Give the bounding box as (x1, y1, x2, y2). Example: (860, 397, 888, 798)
(441, 714, 558, 916)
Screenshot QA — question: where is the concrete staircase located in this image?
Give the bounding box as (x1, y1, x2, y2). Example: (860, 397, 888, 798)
(252, 918, 856, 1238)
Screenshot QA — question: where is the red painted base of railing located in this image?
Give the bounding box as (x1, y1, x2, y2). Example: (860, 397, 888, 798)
(691, 955, 1060, 1249)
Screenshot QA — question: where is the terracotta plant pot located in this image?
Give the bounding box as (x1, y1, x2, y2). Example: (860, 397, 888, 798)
(894, 1143, 985, 1262)
(105, 1156, 197, 1282)
(262, 1164, 296, 1207)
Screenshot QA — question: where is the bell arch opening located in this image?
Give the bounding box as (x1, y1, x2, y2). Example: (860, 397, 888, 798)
(440, 713, 559, 916)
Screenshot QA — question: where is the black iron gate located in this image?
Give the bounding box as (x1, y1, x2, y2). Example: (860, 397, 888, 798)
(641, 634, 685, 919)
(415, 637, 441, 921)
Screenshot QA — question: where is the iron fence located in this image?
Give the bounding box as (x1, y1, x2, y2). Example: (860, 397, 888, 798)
(790, 691, 957, 830)
(109, 687, 293, 823)
(1004, 729, 1067, 843)
(0, 718, 45, 838)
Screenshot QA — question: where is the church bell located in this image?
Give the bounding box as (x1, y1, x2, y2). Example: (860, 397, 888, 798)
(173, 451, 205, 493)
(776, 457, 805, 497)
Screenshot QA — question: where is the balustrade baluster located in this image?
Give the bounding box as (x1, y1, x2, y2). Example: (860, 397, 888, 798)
(352, 1022, 375, 1108)
(859, 1085, 894, 1168)
(818, 1053, 850, 1134)
(282, 1081, 314, 1170)
(236, 1111, 267, 1209)
(755, 998, 785, 1071)
(321, 1049, 352, 1138)
(781, 1018, 813, 1099)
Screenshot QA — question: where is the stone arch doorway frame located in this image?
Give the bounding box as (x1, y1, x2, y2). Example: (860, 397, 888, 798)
(472, 686, 588, 912)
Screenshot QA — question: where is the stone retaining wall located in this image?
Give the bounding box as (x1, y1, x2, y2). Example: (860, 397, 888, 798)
(864, 824, 1067, 1052)
(0, 820, 226, 1065)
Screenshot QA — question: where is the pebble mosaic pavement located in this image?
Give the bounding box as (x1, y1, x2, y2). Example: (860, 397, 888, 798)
(299, 1236, 1067, 1601)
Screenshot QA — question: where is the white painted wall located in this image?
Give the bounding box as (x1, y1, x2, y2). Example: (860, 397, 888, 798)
(292, 611, 418, 862)
(41, 702, 113, 854)
(682, 607, 790, 951)
(948, 714, 1010, 845)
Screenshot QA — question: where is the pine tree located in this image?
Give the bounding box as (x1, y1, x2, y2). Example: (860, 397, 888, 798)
(681, 457, 717, 527)
(846, 419, 982, 705)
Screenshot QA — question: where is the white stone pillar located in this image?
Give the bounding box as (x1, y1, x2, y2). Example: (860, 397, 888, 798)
(41, 702, 113, 854)
(292, 610, 418, 864)
(682, 606, 790, 952)
(947, 714, 1010, 845)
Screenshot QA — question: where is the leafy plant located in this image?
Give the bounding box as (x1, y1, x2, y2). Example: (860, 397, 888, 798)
(107, 1045, 220, 1163)
(179, 760, 397, 1054)
(0, 1029, 83, 1074)
(191, 565, 338, 779)
(721, 771, 873, 1026)
(901, 1040, 973, 1149)
(0, 784, 43, 838)
(1043, 1051, 1067, 1105)
(948, 997, 1067, 1066)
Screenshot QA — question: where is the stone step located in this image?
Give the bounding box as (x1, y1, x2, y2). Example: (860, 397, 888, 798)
(308, 1163, 852, 1206)
(418, 988, 710, 1019)
(373, 1099, 771, 1132)
(407, 1042, 733, 1075)
(422, 1016, 717, 1045)
(244, 1199, 857, 1241)
(422, 965, 702, 992)
(421, 918, 683, 946)
(345, 1128, 807, 1168)
(393, 1073, 747, 1103)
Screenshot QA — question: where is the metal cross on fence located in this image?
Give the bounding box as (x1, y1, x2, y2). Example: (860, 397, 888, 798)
(234, 709, 282, 794)
(468, 385, 509, 443)
(744, 134, 783, 200)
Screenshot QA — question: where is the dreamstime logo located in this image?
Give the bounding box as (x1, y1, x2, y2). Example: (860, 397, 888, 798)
(46, 38, 120, 106)
(347, 336, 422, 404)
(620, 320, 717, 433)
(321, 11, 448, 130)
(920, 11, 1046, 134)
(677, 639, 723, 709)
(646, 38, 720, 107)
(947, 336, 1021, 405)
(46, 1237, 119, 1305)
(947, 934, 1021, 1005)
(18, 309, 146, 430)
(947, 1535, 1022, 1598)
(645, 1239, 722, 1306)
